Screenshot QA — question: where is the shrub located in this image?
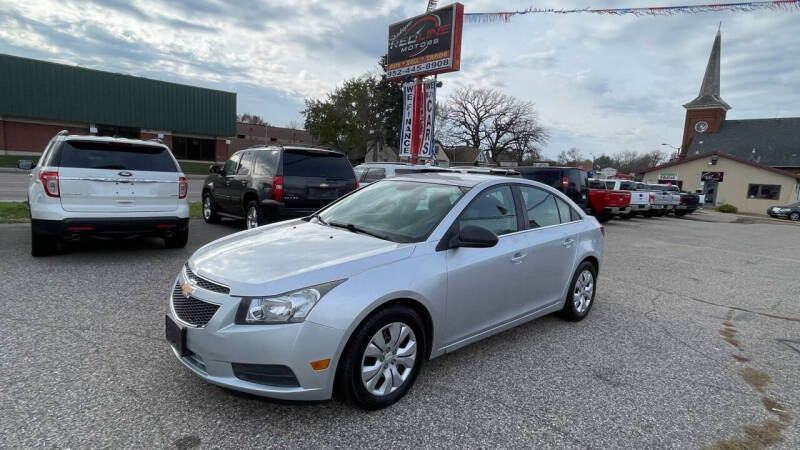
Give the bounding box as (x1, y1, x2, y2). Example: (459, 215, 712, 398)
(716, 204, 738, 214)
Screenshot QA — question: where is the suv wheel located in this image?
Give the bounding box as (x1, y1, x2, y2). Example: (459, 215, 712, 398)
(338, 306, 425, 410)
(245, 201, 264, 229)
(164, 229, 188, 248)
(559, 261, 597, 321)
(31, 229, 58, 257)
(202, 193, 221, 224)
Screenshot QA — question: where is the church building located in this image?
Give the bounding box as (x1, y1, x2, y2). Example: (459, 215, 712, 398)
(640, 29, 800, 214)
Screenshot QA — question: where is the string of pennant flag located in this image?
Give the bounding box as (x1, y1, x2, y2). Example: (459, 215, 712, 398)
(462, 0, 800, 23)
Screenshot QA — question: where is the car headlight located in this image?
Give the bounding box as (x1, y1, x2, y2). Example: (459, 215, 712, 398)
(780, 208, 791, 212)
(235, 280, 345, 324)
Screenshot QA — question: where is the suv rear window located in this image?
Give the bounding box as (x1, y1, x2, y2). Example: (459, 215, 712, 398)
(58, 141, 177, 172)
(519, 170, 560, 188)
(282, 150, 354, 179)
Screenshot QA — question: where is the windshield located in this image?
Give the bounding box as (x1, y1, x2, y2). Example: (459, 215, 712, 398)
(317, 180, 465, 243)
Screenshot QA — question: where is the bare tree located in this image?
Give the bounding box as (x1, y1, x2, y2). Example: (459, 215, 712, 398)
(238, 113, 266, 125)
(557, 147, 584, 166)
(439, 87, 547, 163)
(286, 120, 303, 130)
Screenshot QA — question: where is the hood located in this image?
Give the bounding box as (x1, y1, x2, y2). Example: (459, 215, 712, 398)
(189, 220, 413, 296)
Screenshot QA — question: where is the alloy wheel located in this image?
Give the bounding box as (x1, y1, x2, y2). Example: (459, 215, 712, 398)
(203, 196, 212, 220)
(573, 269, 594, 314)
(790, 212, 800, 221)
(246, 206, 259, 229)
(361, 322, 417, 397)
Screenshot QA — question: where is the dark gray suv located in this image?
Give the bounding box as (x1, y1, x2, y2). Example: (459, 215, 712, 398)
(202, 146, 357, 228)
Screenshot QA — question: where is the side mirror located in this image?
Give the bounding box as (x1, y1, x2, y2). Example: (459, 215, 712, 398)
(456, 225, 498, 249)
(210, 164, 222, 174)
(17, 160, 34, 170)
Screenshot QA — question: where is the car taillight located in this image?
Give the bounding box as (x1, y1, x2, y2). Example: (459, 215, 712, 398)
(39, 171, 59, 197)
(355, 179, 359, 189)
(178, 176, 188, 199)
(600, 226, 605, 237)
(562, 176, 569, 188)
(680, 195, 684, 203)
(649, 193, 655, 204)
(272, 175, 283, 202)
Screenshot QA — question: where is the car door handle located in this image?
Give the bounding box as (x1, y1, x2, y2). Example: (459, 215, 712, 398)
(562, 238, 575, 247)
(510, 253, 527, 264)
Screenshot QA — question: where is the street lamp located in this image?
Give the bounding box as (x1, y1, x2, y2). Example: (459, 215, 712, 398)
(661, 143, 680, 151)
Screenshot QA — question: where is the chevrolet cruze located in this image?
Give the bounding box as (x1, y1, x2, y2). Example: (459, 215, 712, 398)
(166, 173, 604, 409)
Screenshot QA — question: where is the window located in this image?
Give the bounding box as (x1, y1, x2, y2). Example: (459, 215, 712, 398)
(460, 186, 518, 236)
(519, 186, 560, 228)
(237, 152, 254, 175)
(620, 181, 637, 191)
(395, 168, 422, 175)
(57, 141, 177, 172)
(589, 179, 607, 189)
(363, 168, 386, 183)
(282, 150, 354, 179)
(567, 170, 585, 189)
(254, 150, 280, 176)
(222, 153, 242, 176)
(519, 170, 560, 188)
(317, 181, 464, 243)
(555, 197, 578, 223)
(747, 184, 781, 200)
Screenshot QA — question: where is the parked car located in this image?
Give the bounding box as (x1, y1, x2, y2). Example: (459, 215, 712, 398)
(588, 179, 631, 222)
(18, 131, 190, 256)
(675, 191, 700, 216)
(767, 202, 800, 221)
(597, 179, 650, 219)
(353, 162, 452, 186)
(644, 183, 679, 216)
(166, 173, 604, 409)
(202, 146, 357, 229)
(514, 166, 589, 212)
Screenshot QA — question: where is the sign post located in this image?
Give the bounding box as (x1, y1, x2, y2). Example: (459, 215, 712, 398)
(387, 3, 463, 164)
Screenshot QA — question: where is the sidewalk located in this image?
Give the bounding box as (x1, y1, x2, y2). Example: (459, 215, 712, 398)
(687, 208, 800, 226)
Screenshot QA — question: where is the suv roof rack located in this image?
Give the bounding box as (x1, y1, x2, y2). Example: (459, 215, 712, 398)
(147, 138, 164, 144)
(56, 130, 69, 136)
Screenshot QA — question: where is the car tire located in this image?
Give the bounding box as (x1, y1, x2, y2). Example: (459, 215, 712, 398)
(338, 305, 425, 410)
(790, 212, 800, 221)
(31, 229, 58, 257)
(202, 193, 221, 224)
(245, 201, 264, 229)
(597, 213, 612, 223)
(559, 261, 597, 322)
(674, 210, 687, 217)
(620, 213, 632, 220)
(164, 229, 189, 248)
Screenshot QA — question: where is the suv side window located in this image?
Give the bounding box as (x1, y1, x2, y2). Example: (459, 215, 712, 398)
(363, 168, 386, 183)
(237, 152, 254, 176)
(459, 186, 518, 236)
(569, 170, 586, 190)
(519, 186, 560, 228)
(254, 150, 280, 177)
(222, 153, 242, 176)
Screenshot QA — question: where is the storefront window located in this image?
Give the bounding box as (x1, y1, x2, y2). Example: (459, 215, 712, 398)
(747, 184, 781, 200)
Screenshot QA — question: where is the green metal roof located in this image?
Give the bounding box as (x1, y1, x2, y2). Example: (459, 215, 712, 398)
(0, 53, 236, 137)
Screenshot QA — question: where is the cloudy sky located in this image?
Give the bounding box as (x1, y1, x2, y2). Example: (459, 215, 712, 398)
(0, 0, 798, 159)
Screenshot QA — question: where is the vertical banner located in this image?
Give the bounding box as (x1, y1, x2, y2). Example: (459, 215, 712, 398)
(420, 79, 436, 159)
(398, 82, 415, 157)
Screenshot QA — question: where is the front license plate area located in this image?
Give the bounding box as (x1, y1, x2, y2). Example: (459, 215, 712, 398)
(165, 315, 189, 356)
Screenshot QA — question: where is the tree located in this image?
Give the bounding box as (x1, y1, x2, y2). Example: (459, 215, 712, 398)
(286, 120, 303, 130)
(590, 150, 669, 174)
(557, 148, 584, 166)
(238, 113, 266, 125)
(438, 87, 547, 164)
(302, 56, 403, 161)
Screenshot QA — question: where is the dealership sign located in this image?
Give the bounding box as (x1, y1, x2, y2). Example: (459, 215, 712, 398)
(399, 80, 436, 159)
(701, 171, 724, 182)
(386, 3, 464, 81)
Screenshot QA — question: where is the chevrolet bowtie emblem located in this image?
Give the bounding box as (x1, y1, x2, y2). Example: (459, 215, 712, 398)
(181, 282, 194, 298)
(319, 183, 329, 188)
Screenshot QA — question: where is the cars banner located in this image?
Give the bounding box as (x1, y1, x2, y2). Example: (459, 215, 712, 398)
(399, 79, 437, 159)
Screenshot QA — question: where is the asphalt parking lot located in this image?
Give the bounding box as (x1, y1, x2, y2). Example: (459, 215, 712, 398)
(1, 215, 799, 448)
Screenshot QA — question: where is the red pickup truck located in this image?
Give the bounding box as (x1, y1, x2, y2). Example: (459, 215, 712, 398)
(588, 180, 631, 222)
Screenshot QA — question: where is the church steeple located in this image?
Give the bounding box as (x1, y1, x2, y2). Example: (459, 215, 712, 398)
(683, 28, 731, 111)
(678, 28, 731, 159)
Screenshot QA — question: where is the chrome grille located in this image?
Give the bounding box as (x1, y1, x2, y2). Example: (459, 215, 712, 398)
(185, 264, 229, 294)
(172, 282, 220, 327)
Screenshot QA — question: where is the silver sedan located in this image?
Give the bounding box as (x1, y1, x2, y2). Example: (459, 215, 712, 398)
(166, 173, 604, 409)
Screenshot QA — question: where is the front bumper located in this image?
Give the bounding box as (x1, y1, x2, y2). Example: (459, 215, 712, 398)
(32, 217, 188, 240)
(166, 275, 345, 401)
(767, 209, 788, 218)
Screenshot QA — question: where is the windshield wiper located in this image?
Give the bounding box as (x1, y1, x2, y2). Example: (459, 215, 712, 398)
(328, 221, 391, 241)
(312, 214, 328, 225)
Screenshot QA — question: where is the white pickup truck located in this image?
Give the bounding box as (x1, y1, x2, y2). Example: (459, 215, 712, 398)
(599, 179, 650, 218)
(645, 183, 680, 216)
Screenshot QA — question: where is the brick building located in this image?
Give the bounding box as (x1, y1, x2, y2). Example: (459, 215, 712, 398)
(0, 53, 236, 161)
(228, 122, 316, 155)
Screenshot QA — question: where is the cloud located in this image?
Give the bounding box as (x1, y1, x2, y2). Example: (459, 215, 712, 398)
(0, 0, 797, 157)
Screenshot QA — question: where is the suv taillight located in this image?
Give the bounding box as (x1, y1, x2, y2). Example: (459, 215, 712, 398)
(178, 176, 188, 199)
(562, 176, 569, 188)
(272, 175, 284, 202)
(355, 179, 359, 189)
(39, 171, 60, 197)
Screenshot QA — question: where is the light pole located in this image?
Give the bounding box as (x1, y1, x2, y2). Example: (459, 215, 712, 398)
(661, 143, 680, 160)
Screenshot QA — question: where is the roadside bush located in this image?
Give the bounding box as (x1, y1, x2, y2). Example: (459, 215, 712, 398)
(716, 204, 738, 214)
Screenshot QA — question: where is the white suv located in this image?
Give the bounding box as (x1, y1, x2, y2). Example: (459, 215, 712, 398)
(18, 131, 190, 256)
